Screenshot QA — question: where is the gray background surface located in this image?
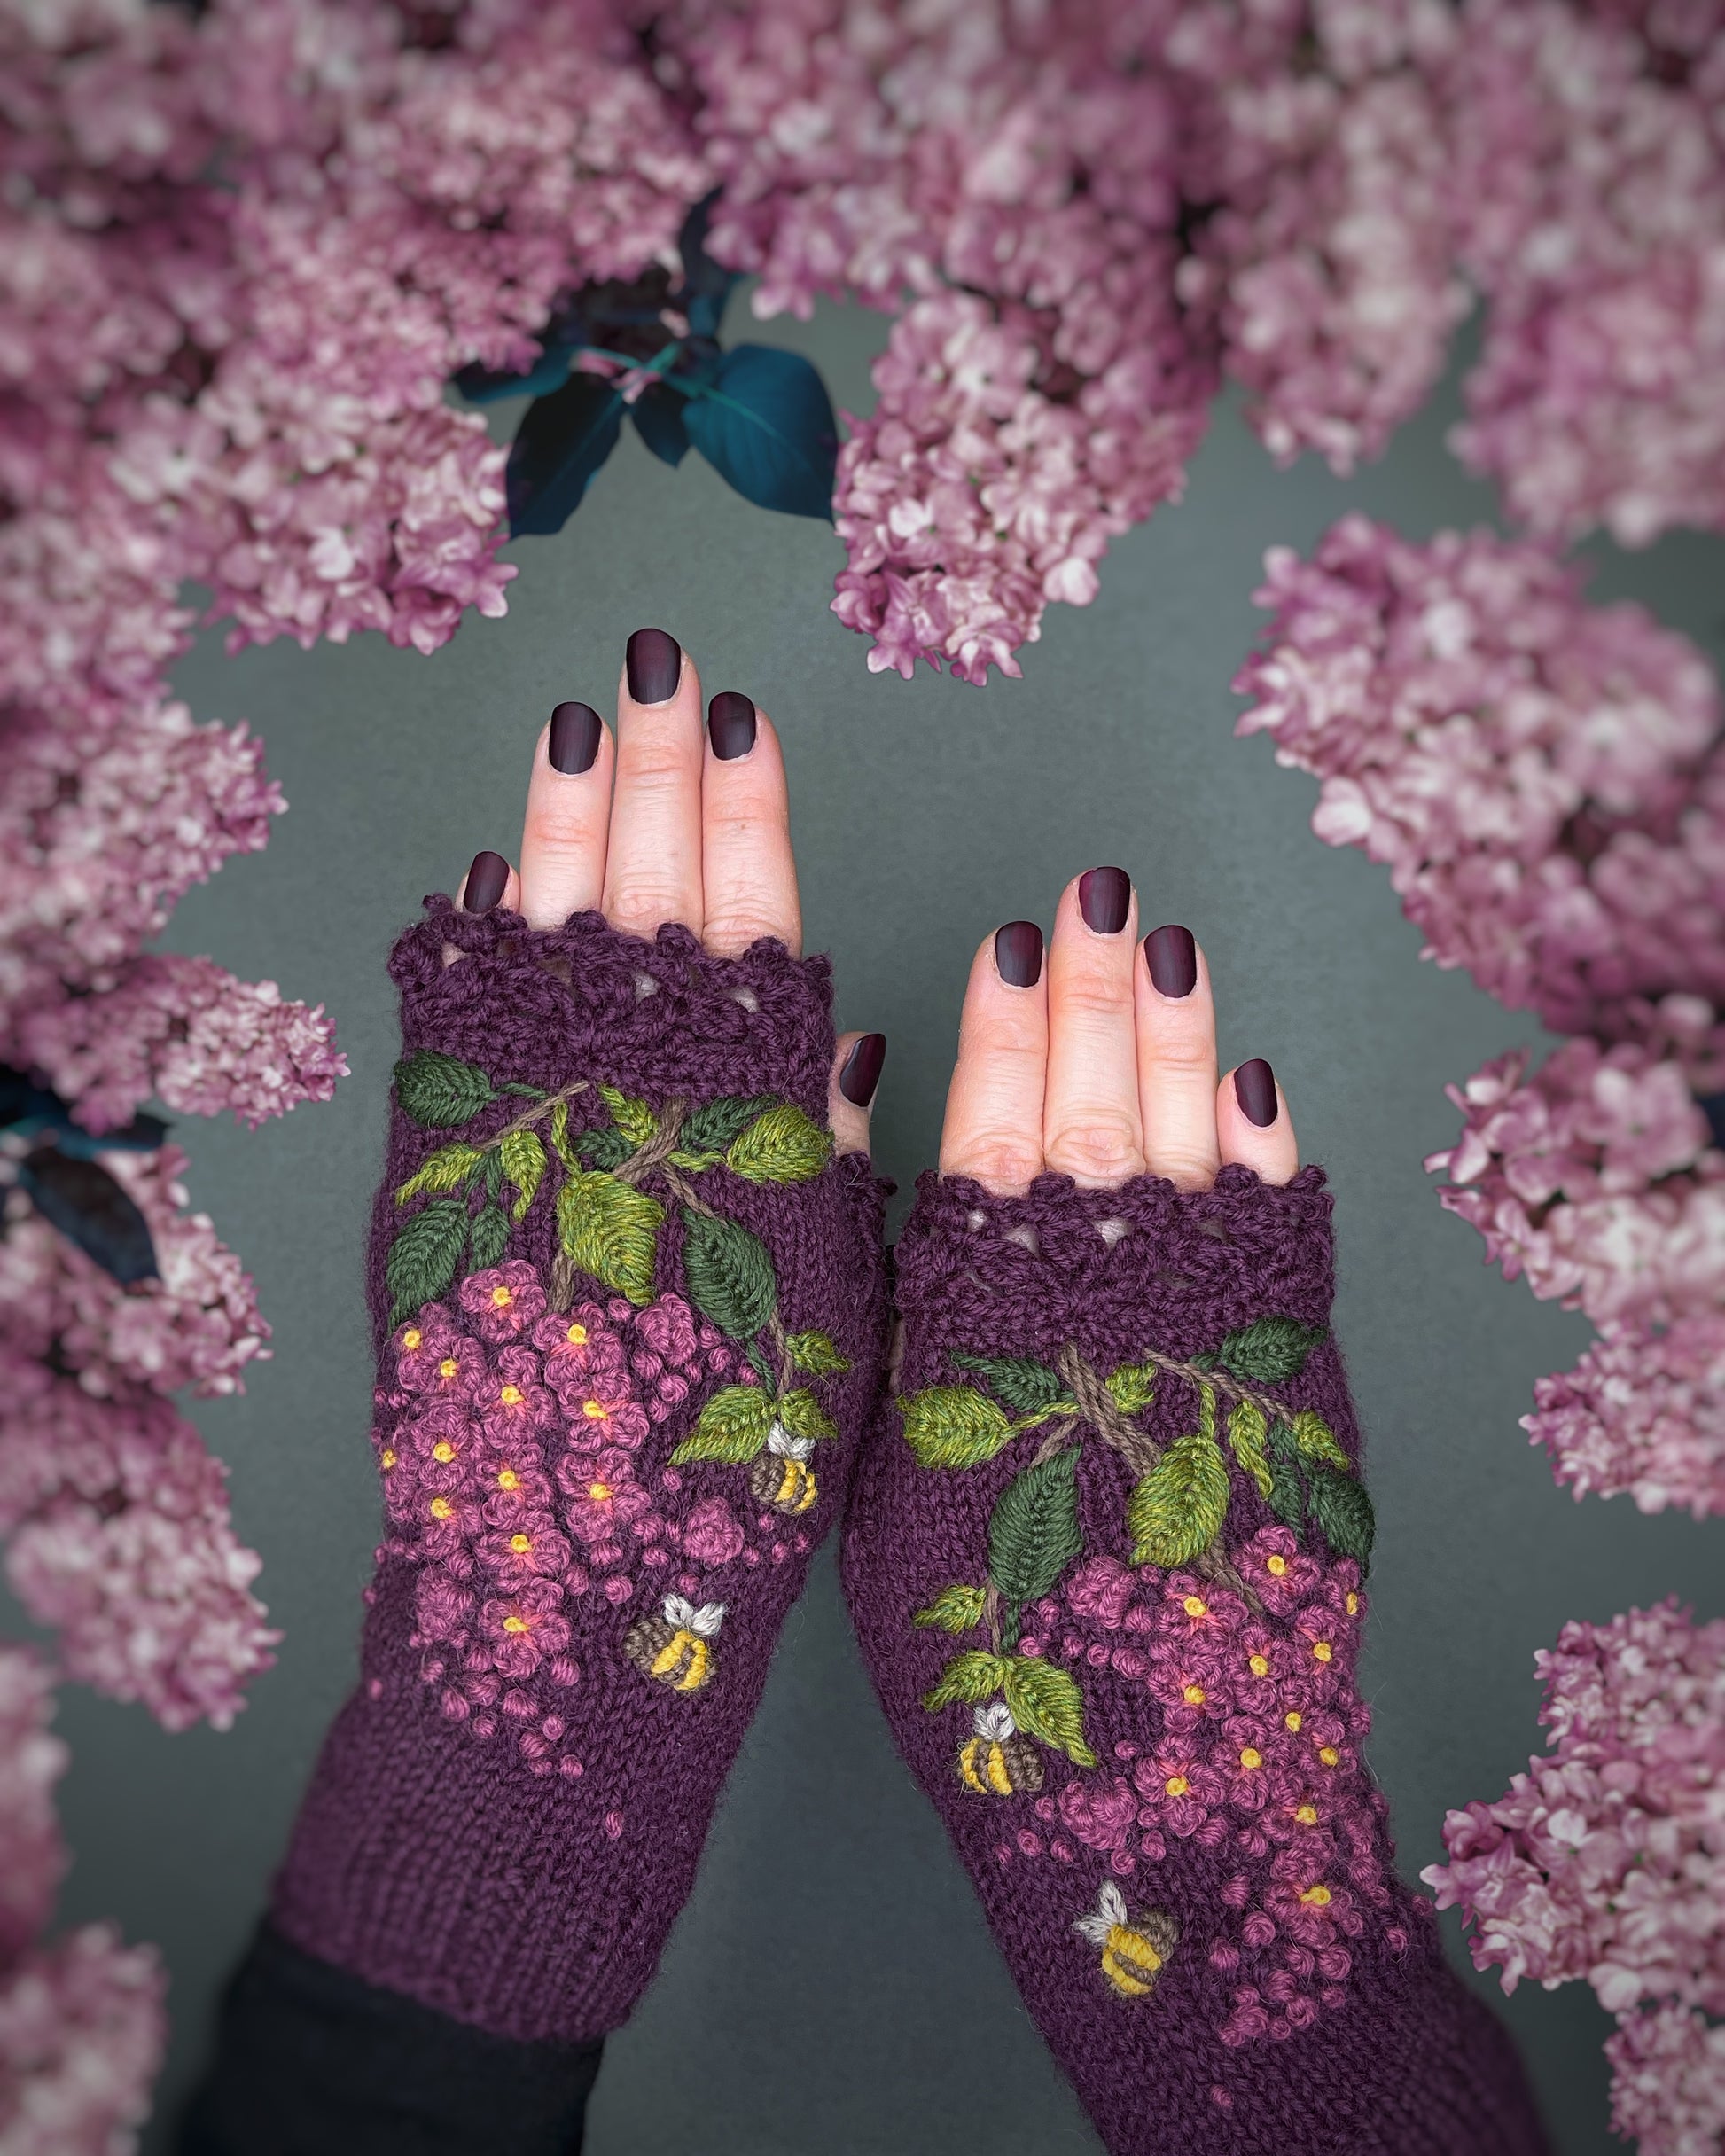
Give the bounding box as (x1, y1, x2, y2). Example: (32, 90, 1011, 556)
(32, 296, 1722, 2154)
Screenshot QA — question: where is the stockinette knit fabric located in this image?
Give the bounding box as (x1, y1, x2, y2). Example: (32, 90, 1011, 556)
(272, 900, 890, 2043)
(843, 1166, 1549, 2156)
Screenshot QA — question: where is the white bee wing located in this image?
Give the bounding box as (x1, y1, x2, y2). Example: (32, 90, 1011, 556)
(1074, 1912, 1112, 1945)
(765, 1421, 792, 1457)
(663, 1594, 698, 1629)
(1097, 1880, 1129, 1928)
(689, 1600, 726, 1637)
(973, 1702, 1017, 1740)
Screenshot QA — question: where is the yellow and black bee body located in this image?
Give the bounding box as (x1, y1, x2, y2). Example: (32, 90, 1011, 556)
(624, 1594, 724, 1693)
(956, 1702, 1043, 1794)
(750, 1424, 818, 1515)
(1075, 1882, 1180, 1998)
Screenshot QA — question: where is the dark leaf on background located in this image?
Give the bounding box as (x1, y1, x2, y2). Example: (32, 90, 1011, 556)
(632, 381, 691, 466)
(677, 190, 740, 340)
(507, 371, 627, 535)
(683, 345, 838, 520)
(454, 347, 574, 405)
(20, 1146, 157, 1285)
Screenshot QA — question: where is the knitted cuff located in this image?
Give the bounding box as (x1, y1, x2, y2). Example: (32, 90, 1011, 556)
(842, 1167, 1549, 2156)
(271, 902, 890, 2044)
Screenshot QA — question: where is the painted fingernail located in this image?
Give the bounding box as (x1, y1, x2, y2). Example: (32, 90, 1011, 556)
(839, 1033, 887, 1108)
(1235, 1058, 1278, 1128)
(463, 850, 509, 915)
(1079, 865, 1131, 935)
(626, 627, 681, 705)
(1146, 923, 1198, 999)
(995, 921, 1044, 988)
(548, 700, 603, 775)
(707, 691, 757, 761)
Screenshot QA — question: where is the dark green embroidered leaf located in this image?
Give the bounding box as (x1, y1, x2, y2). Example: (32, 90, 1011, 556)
(577, 1126, 631, 1170)
(1106, 1362, 1158, 1415)
(680, 1094, 775, 1155)
(725, 1102, 832, 1184)
(1307, 1466, 1375, 1571)
(900, 1387, 1014, 1469)
(1127, 1431, 1231, 1567)
(682, 1210, 777, 1338)
(469, 1201, 510, 1271)
(1227, 1398, 1274, 1501)
(777, 1388, 838, 1443)
(987, 1447, 1082, 1606)
(483, 1148, 503, 1199)
(1002, 1658, 1096, 1768)
(745, 1340, 777, 1388)
(784, 1329, 848, 1376)
(394, 1051, 496, 1129)
(914, 1585, 988, 1635)
(953, 1354, 1068, 1415)
(1267, 1451, 1307, 1536)
(394, 1141, 484, 1206)
(1267, 1416, 1300, 1461)
(1217, 1316, 1327, 1384)
(386, 1197, 469, 1324)
(921, 1651, 1009, 1711)
(597, 1083, 656, 1148)
(670, 1383, 775, 1465)
(556, 1169, 663, 1306)
(1291, 1410, 1351, 1472)
(499, 1129, 546, 1223)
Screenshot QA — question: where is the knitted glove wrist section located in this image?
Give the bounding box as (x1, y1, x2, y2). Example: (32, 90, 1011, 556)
(271, 902, 889, 2045)
(843, 1165, 1549, 2156)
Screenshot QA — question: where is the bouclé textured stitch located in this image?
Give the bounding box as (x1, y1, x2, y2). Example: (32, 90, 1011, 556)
(844, 1166, 1549, 2154)
(271, 903, 889, 2043)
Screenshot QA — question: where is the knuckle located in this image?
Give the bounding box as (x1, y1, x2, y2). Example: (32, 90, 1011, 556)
(952, 1131, 1045, 1193)
(605, 879, 696, 933)
(1056, 973, 1135, 1023)
(1043, 1116, 1144, 1184)
(704, 903, 791, 953)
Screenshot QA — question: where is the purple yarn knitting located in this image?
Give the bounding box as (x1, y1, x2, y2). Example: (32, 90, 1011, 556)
(843, 1166, 1549, 2155)
(272, 902, 889, 2043)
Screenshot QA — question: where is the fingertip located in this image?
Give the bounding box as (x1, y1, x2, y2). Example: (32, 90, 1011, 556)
(829, 1030, 884, 1158)
(1216, 1061, 1300, 1185)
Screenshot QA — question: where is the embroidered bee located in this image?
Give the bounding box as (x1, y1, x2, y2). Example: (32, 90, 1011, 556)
(749, 1424, 818, 1516)
(624, 1595, 725, 1693)
(1075, 1882, 1180, 1998)
(957, 1702, 1043, 1795)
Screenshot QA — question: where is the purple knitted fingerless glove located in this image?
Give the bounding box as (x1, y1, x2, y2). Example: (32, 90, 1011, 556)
(271, 901, 888, 2043)
(843, 1168, 1549, 2156)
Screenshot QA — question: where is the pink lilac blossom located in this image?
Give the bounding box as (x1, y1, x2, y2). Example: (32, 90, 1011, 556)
(1606, 2002, 1725, 2156)
(0, 1651, 66, 1971)
(1524, 1316, 1725, 1521)
(0, 1926, 165, 2156)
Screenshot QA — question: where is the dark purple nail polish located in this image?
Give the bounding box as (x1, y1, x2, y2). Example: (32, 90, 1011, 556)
(707, 691, 757, 761)
(1235, 1058, 1278, 1128)
(1146, 923, 1198, 999)
(464, 850, 509, 915)
(995, 921, 1044, 988)
(548, 700, 602, 775)
(626, 627, 681, 705)
(1078, 865, 1131, 935)
(839, 1033, 886, 1108)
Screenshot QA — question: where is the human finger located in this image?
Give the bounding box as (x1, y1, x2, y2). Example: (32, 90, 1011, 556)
(700, 693, 801, 957)
(601, 627, 705, 939)
(1216, 1058, 1300, 1185)
(517, 700, 614, 930)
(938, 922, 1049, 1196)
(1134, 923, 1222, 1189)
(1042, 867, 1146, 1189)
(829, 1031, 885, 1158)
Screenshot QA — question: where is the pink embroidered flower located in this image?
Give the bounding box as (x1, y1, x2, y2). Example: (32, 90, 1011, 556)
(397, 1400, 477, 1481)
(458, 1261, 546, 1343)
(392, 1308, 463, 1392)
(398, 1330, 488, 1403)
(558, 1448, 652, 1546)
(480, 1512, 574, 1589)
(475, 1451, 555, 1519)
(413, 1566, 473, 1646)
(680, 1496, 745, 1566)
(1300, 1709, 1355, 1781)
(1057, 1776, 1140, 1855)
(476, 1345, 558, 1445)
(535, 1305, 629, 1399)
(1155, 1573, 1247, 1645)
(634, 1293, 699, 1368)
(479, 1579, 570, 1679)
(416, 1483, 485, 1563)
(560, 1381, 652, 1452)
(1147, 1649, 1231, 1725)
(1312, 1560, 1367, 1629)
(1065, 1555, 1136, 1630)
(1294, 1605, 1349, 1680)
(1239, 1526, 1323, 1613)
(1135, 1742, 1225, 1839)
(1265, 1863, 1357, 1949)
(1227, 1622, 1300, 1710)
(1213, 1717, 1281, 1813)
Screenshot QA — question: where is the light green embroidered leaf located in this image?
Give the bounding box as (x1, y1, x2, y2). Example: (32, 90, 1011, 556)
(1291, 1410, 1351, 1472)
(682, 1211, 777, 1338)
(468, 1201, 510, 1271)
(1128, 1430, 1231, 1567)
(550, 1098, 578, 1169)
(953, 1354, 1069, 1415)
(598, 1083, 657, 1148)
(1002, 1657, 1096, 1768)
(394, 1142, 484, 1206)
(499, 1128, 546, 1223)
(899, 1387, 1015, 1469)
(987, 1447, 1082, 1606)
(1217, 1316, 1327, 1384)
(1107, 1362, 1158, 1416)
(386, 1198, 469, 1324)
(725, 1102, 832, 1183)
(1306, 1465, 1375, 1571)
(670, 1384, 776, 1465)
(556, 1169, 663, 1306)
(680, 1094, 775, 1155)
(913, 1584, 988, 1635)
(777, 1388, 838, 1443)
(1227, 1398, 1274, 1501)
(921, 1651, 1009, 1712)
(394, 1051, 496, 1129)
(784, 1329, 849, 1376)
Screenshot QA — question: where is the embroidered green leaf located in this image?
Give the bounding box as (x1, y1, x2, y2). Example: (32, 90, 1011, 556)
(987, 1447, 1082, 1606)
(577, 1127, 631, 1170)
(1267, 1416, 1298, 1459)
(1107, 1362, 1158, 1416)
(682, 1211, 777, 1338)
(922, 1651, 1009, 1711)
(725, 1102, 832, 1183)
(914, 1585, 988, 1634)
(499, 1129, 546, 1223)
(556, 1169, 663, 1306)
(900, 1387, 1015, 1469)
(1267, 1451, 1307, 1536)
(394, 1142, 484, 1206)
(1217, 1316, 1327, 1384)
(1307, 1466, 1375, 1570)
(1227, 1398, 1274, 1501)
(483, 1148, 503, 1199)
(680, 1094, 775, 1155)
(777, 1388, 838, 1443)
(784, 1329, 848, 1376)
(386, 1197, 469, 1324)
(550, 1098, 577, 1168)
(1291, 1410, 1351, 1472)
(394, 1051, 496, 1129)
(468, 1201, 510, 1271)
(598, 1083, 656, 1148)
(953, 1354, 1069, 1415)
(669, 1383, 775, 1465)
(1002, 1657, 1096, 1768)
(1128, 1430, 1231, 1567)
(745, 1340, 777, 1389)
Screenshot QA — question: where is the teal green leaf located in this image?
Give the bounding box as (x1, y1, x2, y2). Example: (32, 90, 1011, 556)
(784, 1329, 848, 1376)
(1217, 1316, 1327, 1384)
(1127, 1431, 1231, 1567)
(987, 1447, 1082, 1606)
(1267, 1451, 1306, 1536)
(913, 1585, 988, 1635)
(468, 1201, 510, 1271)
(900, 1387, 1014, 1469)
(577, 1126, 631, 1170)
(777, 1388, 838, 1443)
(669, 1384, 775, 1465)
(386, 1198, 469, 1324)
(725, 1103, 832, 1183)
(1307, 1466, 1375, 1571)
(1227, 1398, 1274, 1501)
(680, 1094, 775, 1155)
(1291, 1410, 1351, 1472)
(1002, 1658, 1096, 1768)
(953, 1354, 1069, 1415)
(682, 1211, 777, 1338)
(499, 1128, 546, 1223)
(394, 1051, 496, 1129)
(556, 1169, 663, 1305)
(394, 1142, 483, 1206)
(922, 1652, 1009, 1711)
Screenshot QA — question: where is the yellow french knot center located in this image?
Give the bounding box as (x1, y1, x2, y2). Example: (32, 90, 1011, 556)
(402, 1329, 422, 1350)
(433, 1441, 455, 1463)
(566, 1323, 588, 1345)
(1239, 1747, 1262, 1770)
(1266, 1553, 1287, 1575)
(1319, 1746, 1340, 1765)
(582, 1399, 607, 1419)
(1183, 1684, 1206, 1706)
(1294, 1804, 1319, 1825)
(588, 1482, 612, 1503)
(380, 1449, 396, 1469)
(503, 1614, 529, 1633)
(510, 1534, 532, 1553)
(439, 1357, 459, 1379)
(1249, 1654, 1270, 1676)
(1313, 1640, 1332, 1662)
(1346, 1592, 1359, 1615)
(429, 1496, 454, 1520)
(490, 1285, 512, 1308)
(1300, 1884, 1332, 1906)
(1165, 1774, 1190, 1797)
(496, 1468, 519, 1490)
(1285, 1710, 1303, 1732)
(1182, 1596, 1207, 1618)
(499, 1385, 524, 1406)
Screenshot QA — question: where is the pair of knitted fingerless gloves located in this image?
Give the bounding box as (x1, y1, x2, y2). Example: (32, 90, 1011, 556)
(272, 910, 1548, 2156)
